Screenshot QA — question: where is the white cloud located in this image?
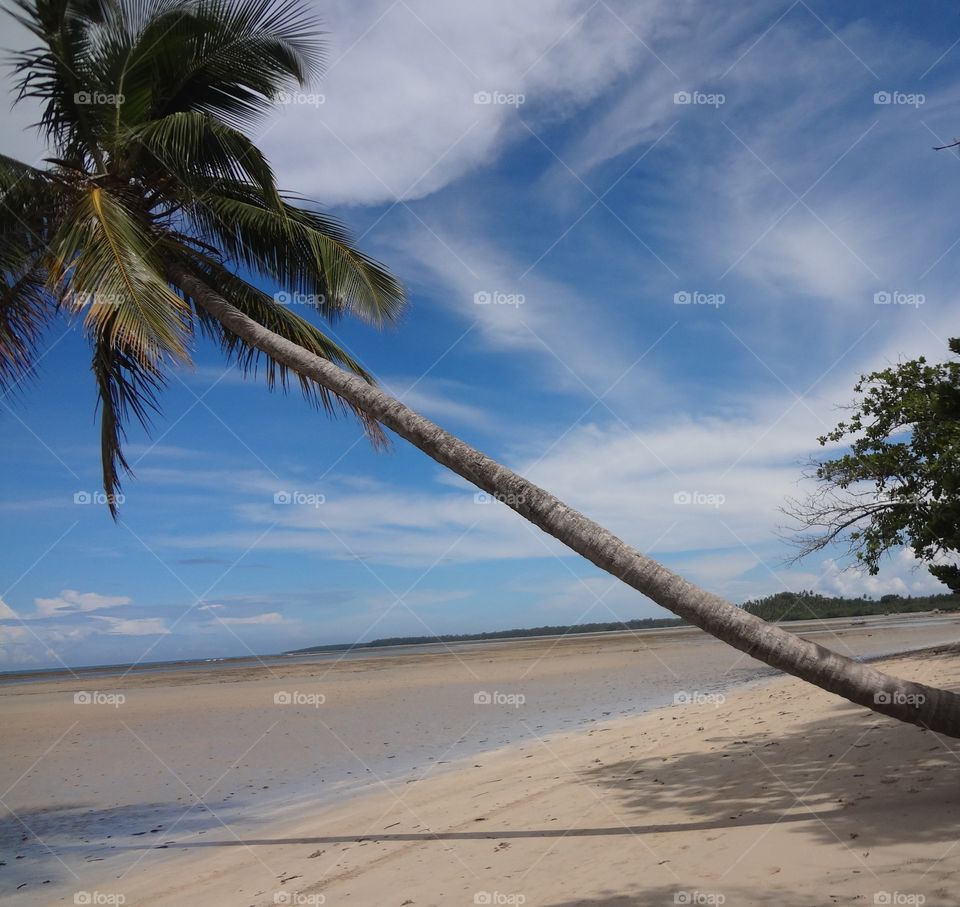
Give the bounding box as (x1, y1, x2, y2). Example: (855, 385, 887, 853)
(216, 612, 287, 625)
(261, 0, 675, 205)
(90, 616, 171, 636)
(815, 550, 956, 599)
(34, 590, 132, 617)
(387, 225, 660, 392)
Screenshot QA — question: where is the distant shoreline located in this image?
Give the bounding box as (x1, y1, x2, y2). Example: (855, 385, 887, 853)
(3, 609, 959, 687)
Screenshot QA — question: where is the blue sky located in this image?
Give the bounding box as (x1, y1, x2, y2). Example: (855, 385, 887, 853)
(1, 0, 959, 669)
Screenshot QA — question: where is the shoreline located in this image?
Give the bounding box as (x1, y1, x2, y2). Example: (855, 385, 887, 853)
(74, 646, 960, 906)
(4, 611, 956, 688)
(4, 619, 960, 904)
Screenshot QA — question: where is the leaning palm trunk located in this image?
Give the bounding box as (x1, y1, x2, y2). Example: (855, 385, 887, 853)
(172, 265, 960, 738)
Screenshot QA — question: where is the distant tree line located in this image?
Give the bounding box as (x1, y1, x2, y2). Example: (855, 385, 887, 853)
(287, 617, 686, 653)
(287, 593, 960, 653)
(741, 590, 960, 622)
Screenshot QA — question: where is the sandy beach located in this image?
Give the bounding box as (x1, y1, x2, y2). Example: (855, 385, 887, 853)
(3, 615, 960, 905)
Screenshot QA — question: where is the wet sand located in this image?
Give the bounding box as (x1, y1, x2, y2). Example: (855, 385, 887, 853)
(2, 613, 960, 904)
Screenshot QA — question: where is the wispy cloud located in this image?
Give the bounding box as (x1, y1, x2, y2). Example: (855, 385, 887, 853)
(90, 616, 171, 636)
(33, 590, 131, 618)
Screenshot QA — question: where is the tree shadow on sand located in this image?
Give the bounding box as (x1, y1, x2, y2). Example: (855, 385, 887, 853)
(542, 884, 886, 906)
(578, 682, 960, 852)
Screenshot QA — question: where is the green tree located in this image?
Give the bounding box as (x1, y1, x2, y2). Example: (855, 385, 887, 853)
(4, 0, 960, 736)
(787, 339, 960, 592)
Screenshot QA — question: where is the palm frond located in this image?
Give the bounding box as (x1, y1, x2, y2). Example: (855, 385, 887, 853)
(117, 0, 324, 131)
(0, 266, 54, 392)
(0, 155, 61, 390)
(91, 329, 164, 517)
(8, 0, 110, 161)
(123, 111, 279, 203)
(4, 0, 405, 510)
(46, 186, 193, 363)
(187, 185, 406, 326)
(176, 255, 388, 446)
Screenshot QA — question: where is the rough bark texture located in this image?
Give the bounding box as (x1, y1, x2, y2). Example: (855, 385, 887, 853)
(171, 264, 960, 738)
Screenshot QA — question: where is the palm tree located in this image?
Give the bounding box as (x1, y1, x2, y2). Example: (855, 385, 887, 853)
(4, 0, 959, 737)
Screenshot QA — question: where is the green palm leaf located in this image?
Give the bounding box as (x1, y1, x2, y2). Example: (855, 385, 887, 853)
(47, 186, 193, 363)
(189, 187, 405, 326)
(2, 0, 406, 513)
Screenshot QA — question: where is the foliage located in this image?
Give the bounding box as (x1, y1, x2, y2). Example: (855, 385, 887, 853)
(2, 0, 405, 514)
(785, 339, 960, 592)
(741, 590, 960, 622)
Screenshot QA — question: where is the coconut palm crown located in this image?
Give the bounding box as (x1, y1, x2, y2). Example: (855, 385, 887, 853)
(2, 0, 404, 514)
